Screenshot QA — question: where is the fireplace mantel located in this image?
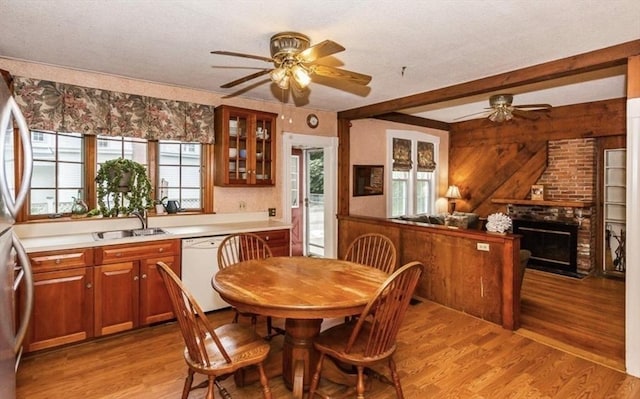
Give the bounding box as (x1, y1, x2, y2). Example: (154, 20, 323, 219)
(492, 198, 593, 208)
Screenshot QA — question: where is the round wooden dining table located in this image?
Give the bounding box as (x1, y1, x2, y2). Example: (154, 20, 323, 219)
(212, 256, 388, 398)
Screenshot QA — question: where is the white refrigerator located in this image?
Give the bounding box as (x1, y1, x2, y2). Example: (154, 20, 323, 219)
(0, 72, 34, 399)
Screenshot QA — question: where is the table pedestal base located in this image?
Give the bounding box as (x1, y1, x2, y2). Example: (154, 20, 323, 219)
(283, 318, 322, 397)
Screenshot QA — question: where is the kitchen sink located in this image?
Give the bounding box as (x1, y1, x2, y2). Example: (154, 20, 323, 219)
(92, 227, 167, 241)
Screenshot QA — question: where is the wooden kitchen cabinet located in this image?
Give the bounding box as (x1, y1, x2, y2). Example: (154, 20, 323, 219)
(252, 229, 290, 257)
(214, 105, 277, 186)
(94, 239, 180, 336)
(23, 248, 95, 352)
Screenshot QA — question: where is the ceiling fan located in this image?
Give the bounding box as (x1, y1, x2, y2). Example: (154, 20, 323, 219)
(456, 94, 552, 122)
(211, 31, 372, 93)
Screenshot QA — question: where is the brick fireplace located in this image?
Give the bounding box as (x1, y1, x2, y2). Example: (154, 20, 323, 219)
(507, 138, 596, 275)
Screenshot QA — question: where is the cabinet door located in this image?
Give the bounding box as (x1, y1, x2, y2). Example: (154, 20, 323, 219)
(94, 262, 139, 336)
(24, 267, 93, 352)
(214, 105, 277, 186)
(139, 255, 180, 325)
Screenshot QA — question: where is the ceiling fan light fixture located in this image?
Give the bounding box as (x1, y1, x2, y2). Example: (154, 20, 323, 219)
(291, 64, 311, 88)
(276, 74, 290, 90)
(270, 67, 287, 83)
(489, 108, 513, 123)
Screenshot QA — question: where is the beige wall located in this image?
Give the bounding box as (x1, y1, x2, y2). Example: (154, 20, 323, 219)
(0, 57, 337, 218)
(349, 118, 449, 218)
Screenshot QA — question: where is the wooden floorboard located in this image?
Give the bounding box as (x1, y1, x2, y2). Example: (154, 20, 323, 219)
(17, 298, 640, 398)
(519, 268, 626, 371)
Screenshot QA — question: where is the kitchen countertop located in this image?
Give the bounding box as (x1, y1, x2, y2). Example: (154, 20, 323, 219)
(19, 219, 291, 253)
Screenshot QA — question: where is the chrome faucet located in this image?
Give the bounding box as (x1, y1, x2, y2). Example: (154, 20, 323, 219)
(131, 209, 148, 230)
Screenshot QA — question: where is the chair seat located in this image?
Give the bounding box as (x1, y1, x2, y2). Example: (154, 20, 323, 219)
(314, 321, 397, 366)
(185, 323, 271, 375)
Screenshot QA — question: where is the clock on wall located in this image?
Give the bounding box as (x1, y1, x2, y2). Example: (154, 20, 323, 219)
(306, 113, 319, 129)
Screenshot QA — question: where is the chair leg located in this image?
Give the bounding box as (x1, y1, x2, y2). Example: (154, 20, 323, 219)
(307, 353, 326, 398)
(205, 376, 215, 399)
(267, 316, 273, 337)
(356, 365, 366, 399)
(388, 357, 404, 399)
(257, 362, 272, 399)
(182, 369, 194, 399)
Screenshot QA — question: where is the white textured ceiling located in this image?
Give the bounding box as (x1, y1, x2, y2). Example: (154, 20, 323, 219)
(0, 0, 639, 122)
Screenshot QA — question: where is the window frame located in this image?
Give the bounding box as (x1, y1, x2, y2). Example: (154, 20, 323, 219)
(15, 131, 213, 222)
(386, 130, 440, 218)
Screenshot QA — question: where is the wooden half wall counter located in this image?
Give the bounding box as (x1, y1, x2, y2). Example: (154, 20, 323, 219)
(338, 215, 521, 330)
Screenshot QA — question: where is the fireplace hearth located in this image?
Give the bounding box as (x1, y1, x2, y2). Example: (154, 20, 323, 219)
(512, 219, 580, 277)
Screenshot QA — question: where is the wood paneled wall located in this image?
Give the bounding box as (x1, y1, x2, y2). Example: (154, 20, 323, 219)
(448, 98, 626, 216)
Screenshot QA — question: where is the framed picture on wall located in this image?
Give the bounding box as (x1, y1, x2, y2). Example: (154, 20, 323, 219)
(531, 184, 545, 200)
(353, 165, 384, 196)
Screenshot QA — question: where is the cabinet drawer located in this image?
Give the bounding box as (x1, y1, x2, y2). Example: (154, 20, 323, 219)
(29, 248, 94, 272)
(95, 239, 179, 264)
(253, 229, 290, 252)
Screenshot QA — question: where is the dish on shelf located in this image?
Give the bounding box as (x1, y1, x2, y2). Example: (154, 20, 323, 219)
(239, 149, 247, 158)
(228, 148, 237, 158)
(256, 152, 263, 160)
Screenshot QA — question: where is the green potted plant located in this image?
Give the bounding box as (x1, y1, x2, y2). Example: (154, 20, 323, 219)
(95, 158, 153, 217)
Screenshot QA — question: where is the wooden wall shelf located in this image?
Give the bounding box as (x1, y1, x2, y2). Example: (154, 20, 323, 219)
(491, 199, 593, 208)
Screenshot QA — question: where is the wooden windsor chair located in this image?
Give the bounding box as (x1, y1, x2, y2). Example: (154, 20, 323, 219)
(156, 261, 272, 399)
(343, 233, 397, 274)
(307, 261, 425, 399)
(217, 233, 285, 339)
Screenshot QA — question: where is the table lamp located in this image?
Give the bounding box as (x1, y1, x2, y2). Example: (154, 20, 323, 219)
(445, 185, 461, 213)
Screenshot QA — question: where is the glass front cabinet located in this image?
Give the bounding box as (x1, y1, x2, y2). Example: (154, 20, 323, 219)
(214, 105, 277, 186)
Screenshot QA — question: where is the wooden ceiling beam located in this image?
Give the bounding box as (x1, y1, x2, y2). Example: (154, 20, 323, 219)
(339, 39, 640, 120)
(373, 112, 450, 131)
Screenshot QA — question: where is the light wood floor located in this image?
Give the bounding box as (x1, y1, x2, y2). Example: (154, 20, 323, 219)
(519, 268, 626, 371)
(17, 299, 640, 398)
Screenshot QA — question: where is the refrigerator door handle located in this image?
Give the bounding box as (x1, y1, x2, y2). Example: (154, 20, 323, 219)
(0, 96, 33, 219)
(12, 232, 33, 354)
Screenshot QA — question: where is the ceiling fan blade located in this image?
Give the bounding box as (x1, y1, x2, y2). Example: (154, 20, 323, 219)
(211, 50, 274, 63)
(453, 110, 490, 121)
(513, 103, 552, 110)
(298, 40, 345, 63)
(512, 109, 541, 120)
(220, 69, 272, 88)
(311, 65, 371, 85)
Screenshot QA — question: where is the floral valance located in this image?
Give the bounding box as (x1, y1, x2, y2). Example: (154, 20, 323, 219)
(13, 77, 215, 144)
(392, 138, 412, 171)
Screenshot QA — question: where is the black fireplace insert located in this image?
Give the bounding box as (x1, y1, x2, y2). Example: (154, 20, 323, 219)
(512, 219, 579, 276)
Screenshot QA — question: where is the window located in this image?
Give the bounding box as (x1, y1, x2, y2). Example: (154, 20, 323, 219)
(24, 131, 208, 220)
(97, 135, 148, 165)
(158, 140, 202, 210)
(30, 131, 84, 215)
(387, 131, 439, 218)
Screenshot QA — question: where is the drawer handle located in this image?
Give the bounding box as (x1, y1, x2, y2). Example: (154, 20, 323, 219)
(86, 283, 92, 289)
(141, 273, 147, 279)
(116, 253, 122, 257)
(55, 259, 61, 264)
(265, 236, 269, 241)
(134, 276, 139, 281)
(158, 248, 164, 253)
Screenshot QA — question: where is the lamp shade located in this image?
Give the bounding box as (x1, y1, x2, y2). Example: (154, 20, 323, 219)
(445, 185, 461, 199)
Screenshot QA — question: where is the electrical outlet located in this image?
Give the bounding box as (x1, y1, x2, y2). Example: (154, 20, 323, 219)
(476, 243, 490, 252)
(239, 201, 246, 210)
(268, 208, 276, 217)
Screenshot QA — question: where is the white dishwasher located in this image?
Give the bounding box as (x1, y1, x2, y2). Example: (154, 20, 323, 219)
(181, 235, 230, 312)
